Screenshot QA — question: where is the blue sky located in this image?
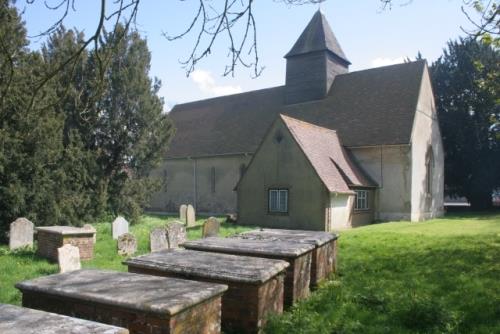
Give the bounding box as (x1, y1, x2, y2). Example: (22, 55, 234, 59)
(18, 0, 473, 110)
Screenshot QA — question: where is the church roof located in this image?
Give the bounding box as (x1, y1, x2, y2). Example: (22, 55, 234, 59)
(166, 60, 426, 159)
(280, 115, 377, 192)
(285, 10, 350, 64)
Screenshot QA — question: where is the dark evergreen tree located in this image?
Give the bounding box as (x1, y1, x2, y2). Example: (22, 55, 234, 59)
(432, 38, 500, 209)
(90, 25, 174, 222)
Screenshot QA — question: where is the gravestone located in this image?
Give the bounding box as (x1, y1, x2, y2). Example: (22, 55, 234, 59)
(202, 217, 220, 238)
(179, 204, 187, 224)
(112, 216, 129, 239)
(57, 244, 81, 273)
(226, 213, 237, 224)
(150, 227, 168, 252)
(166, 221, 187, 248)
(83, 224, 97, 243)
(186, 204, 196, 227)
(9, 218, 34, 250)
(117, 233, 137, 256)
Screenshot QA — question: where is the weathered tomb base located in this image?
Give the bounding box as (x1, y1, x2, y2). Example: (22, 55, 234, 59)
(36, 226, 95, 261)
(21, 291, 221, 334)
(128, 266, 284, 334)
(16, 270, 227, 334)
(0, 303, 128, 334)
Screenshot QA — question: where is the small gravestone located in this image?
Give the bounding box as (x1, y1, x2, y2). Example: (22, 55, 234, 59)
(57, 244, 81, 273)
(226, 213, 238, 224)
(166, 221, 187, 248)
(117, 233, 137, 256)
(83, 224, 97, 243)
(112, 216, 129, 239)
(179, 204, 187, 224)
(202, 217, 220, 238)
(150, 227, 168, 252)
(9, 218, 34, 250)
(186, 204, 196, 227)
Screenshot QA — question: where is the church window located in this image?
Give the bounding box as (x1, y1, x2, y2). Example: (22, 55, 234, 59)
(211, 167, 216, 193)
(354, 190, 369, 210)
(269, 189, 288, 213)
(426, 149, 434, 194)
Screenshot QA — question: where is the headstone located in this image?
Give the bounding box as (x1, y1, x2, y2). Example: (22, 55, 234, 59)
(9, 218, 34, 250)
(57, 244, 81, 273)
(83, 224, 97, 243)
(117, 233, 137, 256)
(150, 227, 168, 252)
(166, 221, 187, 248)
(202, 217, 220, 238)
(179, 204, 187, 223)
(112, 216, 129, 239)
(226, 213, 237, 224)
(186, 204, 196, 227)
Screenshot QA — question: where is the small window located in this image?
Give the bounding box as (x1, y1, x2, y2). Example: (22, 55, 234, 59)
(354, 190, 369, 210)
(426, 149, 434, 194)
(269, 189, 288, 213)
(211, 167, 216, 193)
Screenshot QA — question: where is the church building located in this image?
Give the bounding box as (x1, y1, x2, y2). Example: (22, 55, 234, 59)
(149, 11, 445, 229)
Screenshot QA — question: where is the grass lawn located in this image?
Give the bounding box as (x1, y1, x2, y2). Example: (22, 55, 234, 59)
(266, 212, 500, 334)
(0, 213, 498, 333)
(0, 215, 253, 306)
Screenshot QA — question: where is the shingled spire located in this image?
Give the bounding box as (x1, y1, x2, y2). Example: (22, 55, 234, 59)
(285, 11, 350, 104)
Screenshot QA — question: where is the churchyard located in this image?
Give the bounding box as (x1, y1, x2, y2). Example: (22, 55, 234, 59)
(0, 212, 498, 333)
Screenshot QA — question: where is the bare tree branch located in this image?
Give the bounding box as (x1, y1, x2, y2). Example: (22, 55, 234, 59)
(164, 0, 326, 77)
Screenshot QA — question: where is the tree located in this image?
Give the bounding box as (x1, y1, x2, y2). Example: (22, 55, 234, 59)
(0, 1, 174, 240)
(90, 25, 174, 221)
(431, 38, 500, 209)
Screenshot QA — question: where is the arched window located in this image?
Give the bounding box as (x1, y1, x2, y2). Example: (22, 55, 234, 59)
(426, 148, 434, 194)
(211, 167, 216, 193)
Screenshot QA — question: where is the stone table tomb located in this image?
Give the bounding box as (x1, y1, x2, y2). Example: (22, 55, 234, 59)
(233, 229, 339, 287)
(0, 303, 128, 334)
(126, 249, 289, 334)
(183, 237, 314, 307)
(16, 269, 228, 334)
(36, 226, 95, 261)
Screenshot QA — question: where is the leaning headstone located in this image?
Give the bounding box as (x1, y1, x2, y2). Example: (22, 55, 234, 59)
(186, 204, 196, 227)
(83, 224, 97, 243)
(117, 233, 137, 256)
(150, 227, 168, 252)
(9, 218, 34, 250)
(179, 204, 187, 224)
(57, 244, 81, 273)
(166, 221, 187, 248)
(112, 216, 129, 240)
(202, 217, 220, 238)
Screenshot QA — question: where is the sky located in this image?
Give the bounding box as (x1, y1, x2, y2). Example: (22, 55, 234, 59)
(17, 0, 475, 111)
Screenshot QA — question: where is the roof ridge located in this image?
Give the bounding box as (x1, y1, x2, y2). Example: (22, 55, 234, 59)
(280, 114, 337, 133)
(341, 59, 427, 76)
(171, 85, 285, 111)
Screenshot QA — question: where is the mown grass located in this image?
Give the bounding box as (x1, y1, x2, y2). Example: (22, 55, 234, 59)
(0, 214, 252, 305)
(265, 212, 500, 334)
(1, 212, 498, 333)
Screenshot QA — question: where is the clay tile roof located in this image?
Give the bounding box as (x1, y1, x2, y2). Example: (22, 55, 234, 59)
(285, 10, 350, 65)
(166, 60, 426, 158)
(280, 114, 377, 193)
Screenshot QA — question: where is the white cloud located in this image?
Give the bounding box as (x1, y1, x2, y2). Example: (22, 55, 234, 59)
(191, 69, 242, 97)
(371, 57, 407, 68)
